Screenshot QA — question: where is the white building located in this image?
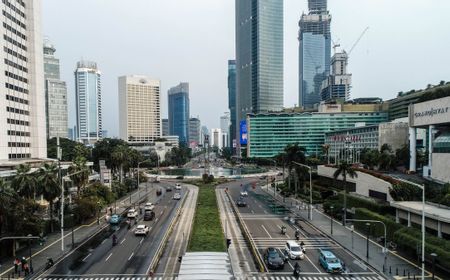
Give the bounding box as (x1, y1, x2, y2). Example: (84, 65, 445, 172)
(75, 61, 102, 145)
(211, 128, 224, 149)
(118, 75, 161, 143)
(220, 113, 230, 147)
(0, 1, 46, 160)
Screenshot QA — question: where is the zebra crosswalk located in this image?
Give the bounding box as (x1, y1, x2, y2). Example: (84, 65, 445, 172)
(239, 276, 385, 280)
(244, 237, 340, 250)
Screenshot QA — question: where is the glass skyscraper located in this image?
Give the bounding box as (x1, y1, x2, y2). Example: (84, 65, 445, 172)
(235, 0, 284, 150)
(75, 61, 102, 144)
(168, 83, 190, 144)
(299, 0, 331, 108)
(228, 60, 236, 149)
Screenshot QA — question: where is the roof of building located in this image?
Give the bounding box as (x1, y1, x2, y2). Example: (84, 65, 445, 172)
(178, 252, 233, 280)
(390, 201, 450, 224)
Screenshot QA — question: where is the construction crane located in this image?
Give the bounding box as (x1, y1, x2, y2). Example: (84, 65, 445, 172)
(347, 26, 369, 56)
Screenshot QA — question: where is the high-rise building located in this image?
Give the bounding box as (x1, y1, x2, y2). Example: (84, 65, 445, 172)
(235, 0, 284, 151)
(299, 0, 332, 108)
(118, 75, 161, 143)
(200, 125, 209, 146)
(211, 128, 224, 150)
(44, 41, 68, 139)
(189, 117, 201, 148)
(228, 60, 236, 149)
(1, 1, 46, 160)
(162, 118, 169, 136)
(75, 61, 102, 145)
(168, 83, 190, 144)
(220, 113, 230, 148)
(320, 51, 352, 102)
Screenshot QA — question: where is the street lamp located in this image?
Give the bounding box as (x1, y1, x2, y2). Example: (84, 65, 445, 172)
(70, 214, 75, 249)
(330, 206, 334, 235)
(366, 222, 371, 260)
(97, 201, 101, 225)
(430, 253, 437, 280)
(395, 178, 426, 280)
(292, 161, 313, 220)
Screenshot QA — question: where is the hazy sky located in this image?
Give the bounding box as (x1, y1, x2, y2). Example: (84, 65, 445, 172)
(42, 0, 450, 137)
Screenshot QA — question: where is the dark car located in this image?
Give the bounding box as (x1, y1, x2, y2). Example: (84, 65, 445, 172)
(143, 210, 155, 221)
(166, 186, 173, 192)
(236, 199, 247, 207)
(264, 247, 285, 269)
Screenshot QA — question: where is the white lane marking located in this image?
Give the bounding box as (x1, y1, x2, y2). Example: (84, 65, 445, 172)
(261, 224, 272, 238)
(264, 210, 268, 214)
(285, 233, 291, 239)
(128, 252, 134, 260)
(120, 238, 126, 244)
(105, 252, 113, 262)
(287, 260, 294, 270)
(140, 238, 144, 244)
(155, 218, 159, 222)
(160, 211, 163, 215)
(81, 253, 91, 262)
(101, 239, 106, 244)
(304, 253, 321, 272)
(251, 210, 255, 214)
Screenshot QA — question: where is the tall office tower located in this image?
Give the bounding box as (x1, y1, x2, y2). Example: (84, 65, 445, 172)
(220, 113, 230, 148)
(118, 75, 161, 143)
(235, 0, 284, 151)
(44, 41, 68, 139)
(1, 1, 46, 160)
(227, 60, 236, 149)
(298, 0, 331, 108)
(200, 125, 209, 146)
(189, 117, 201, 147)
(162, 118, 169, 136)
(168, 82, 190, 144)
(320, 51, 352, 102)
(75, 61, 102, 144)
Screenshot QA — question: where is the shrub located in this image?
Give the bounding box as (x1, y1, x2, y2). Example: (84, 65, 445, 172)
(354, 208, 402, 241)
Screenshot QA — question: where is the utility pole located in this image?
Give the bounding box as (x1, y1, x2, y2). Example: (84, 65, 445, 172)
(57, 137, 64, 252)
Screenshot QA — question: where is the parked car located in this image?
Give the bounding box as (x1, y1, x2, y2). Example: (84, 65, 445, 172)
(264, 247, 285, 269)
(156, 188, 162, 196)
(144, 202, 154, 211)
(144, 210, 155, 221)
(236, 199, 247, 207)
(175, 183, 182, 190)
(175, 176, 184, 180)
(134, 224, 149, 236)
(166, 186, 173, 192)
(240, 190, 248, 197)
(127, 209, 138, 219)
(285, 240, 305, 260)
(318, 249, 343, 273)
(173, 192, 181, 200)
(109, 214, 120, 225)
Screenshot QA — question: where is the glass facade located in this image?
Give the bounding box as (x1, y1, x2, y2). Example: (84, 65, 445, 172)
(228, 60, 236, 148)
(299, 0, 331, 108)
(168, 83, 190, 144)
(247, 112, 388, 157)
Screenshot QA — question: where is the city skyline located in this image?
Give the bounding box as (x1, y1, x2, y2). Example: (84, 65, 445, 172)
(42, 0, 450, 137)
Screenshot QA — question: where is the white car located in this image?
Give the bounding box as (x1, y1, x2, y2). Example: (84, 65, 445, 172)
(285, 240, 305, 260)
(173, 192, 181, 200)
(127, 209, 138, 219)
(240, 190, 248, 197)
(144, 202, 154, 211)
(175, 183, 182, 190)
(134, 225, 149, 236)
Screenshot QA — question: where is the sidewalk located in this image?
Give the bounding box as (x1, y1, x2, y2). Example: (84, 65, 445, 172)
(0, 182, 156, 279)
(261, 184, 438, 280)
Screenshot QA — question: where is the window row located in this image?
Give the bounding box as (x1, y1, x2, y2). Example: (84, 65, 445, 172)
(3, 22, 26, 40)
(6, 106, 29, 115)
(7, 118, 29, 126)
(5, 70, 27, 83)
(5, 58, 27, 72)
(5, 82, 28, 93)
(4, 34, 27, 51)
(8, 153, 30, 159)
(6, 94, 28, 104)
(2, 10, 26, 29)
(14, 0, 25, 8)
(2, 0, 26, 18)
(7, 130, 29, 136)
(8, 141, 29, 147)
(4, 46, 27, 62)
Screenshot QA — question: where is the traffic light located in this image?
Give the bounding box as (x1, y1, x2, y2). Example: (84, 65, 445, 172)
(226, 238, 231, 249)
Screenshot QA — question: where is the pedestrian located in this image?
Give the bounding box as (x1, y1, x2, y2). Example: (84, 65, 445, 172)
(20, 257, 26, 271)
(23, 263, 29, 276)
(109, 207, 113, 214)
(14, 257, 20, 274)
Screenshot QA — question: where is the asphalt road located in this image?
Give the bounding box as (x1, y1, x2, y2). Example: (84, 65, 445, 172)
(38, 181, 184, 278)
(225, 178, 385, 279)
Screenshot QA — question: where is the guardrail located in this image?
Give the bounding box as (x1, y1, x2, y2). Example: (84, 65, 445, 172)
(147, 189, 190, 275)
(225, 190, 267, 273)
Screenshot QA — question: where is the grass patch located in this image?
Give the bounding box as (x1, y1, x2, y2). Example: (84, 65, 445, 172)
(187, 181, 226, 252)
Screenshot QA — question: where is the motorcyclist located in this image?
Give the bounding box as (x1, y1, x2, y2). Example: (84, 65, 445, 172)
(293, 262, 301, 277)
(45, 258, 54, 269)
(300, 241, 306, 253)
(112, 234, 117, 245)
(281, 225, 286, 234)
(295, 229, 300, 240)
(126, 219, 131, 229)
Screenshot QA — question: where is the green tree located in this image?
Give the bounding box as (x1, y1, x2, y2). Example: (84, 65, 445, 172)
(38, 163, 61, 233)
(69, 156, 89, 196)
(47, 137, 79, 161)
(360, 148, 380, 170)
(0, 179, 14, 235)
(220, 147, 233, 160)
(333, 161, 358, 226)
(395, 144, 409, 168)
(92, 138, 129, 172)
(12, 164, 37, 199)
(284, 143, 306, 194)
(112, 144, 129, 183)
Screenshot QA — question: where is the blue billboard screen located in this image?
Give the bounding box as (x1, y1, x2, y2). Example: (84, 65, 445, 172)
(240, 120, 248, 145)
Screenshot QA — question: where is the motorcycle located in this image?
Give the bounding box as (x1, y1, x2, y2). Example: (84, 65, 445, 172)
(281, 226, 286, 235)
(300, 241, 306, 254)
(295, 230, 300, 241)
(112, 235, 118, 246)
(293, 262, 301, 278)
(45, 258, 54, 270)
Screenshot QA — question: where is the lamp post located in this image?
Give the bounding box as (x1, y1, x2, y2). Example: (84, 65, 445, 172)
(292, 161, 313, 220)
(26, 234, 33, 273)
(330, 206, 334, 235)
(70, 214, 75, 249)
(366, 222, 371, 260)
(97, 201, 101, 225)
(430, 253, 437, 280)
(396, 178, 425, 280)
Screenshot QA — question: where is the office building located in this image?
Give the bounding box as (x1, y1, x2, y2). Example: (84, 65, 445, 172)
(220, 113, 230, 148)
(118, 75, 160, 143)
(228, 60, 237, 148)
(235, 0, 284, 150)
(0, 1, 46, 160)
(168, 83, 190, 144)
(44, 41, 68, 139)
(162, 118, 169, 136)
(189, 117, 201, 148)
(299, 0, 331, 108)
(320, 51, 351, 102)
(75, 61, 102, 145)
(211, 128, 224, 150)
(247, 103, 388, 158)
(200, 125, 209, 146)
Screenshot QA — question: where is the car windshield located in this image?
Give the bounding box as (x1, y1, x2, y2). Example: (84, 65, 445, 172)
(268, 251, 279, 258)
(327, 257, 339, 263)
(291, 246, 301, 252)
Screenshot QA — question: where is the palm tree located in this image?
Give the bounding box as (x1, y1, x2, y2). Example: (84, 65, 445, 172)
(284, 143, 306, 195)
(0, 179, 15, 235)
(322, 144, 330, 164)
(12, 164, 36, 199)
(69, 156, 89, 196)
(38, 163, 61, 232)
(112, 145, 129, 183)
(333, 161, 358, 226)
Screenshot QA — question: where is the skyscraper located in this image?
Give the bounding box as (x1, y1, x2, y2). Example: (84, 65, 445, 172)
(228, 60, 236, 149)
(75, 61, 102, 144)
(220, 113, 230, 148)
(320, 51, 352, 102)
(44, 41, 68, 139)
(1, 1, 46, 160)
(189, 117, 201, 148)
(298, 0, 332, 108)
(235, 0, 284, 151)
(168, 83, 190, 144)
(118, 75, 161, 143)
(162, 118, 169, 136)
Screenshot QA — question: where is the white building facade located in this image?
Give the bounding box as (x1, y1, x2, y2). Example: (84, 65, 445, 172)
(211, 128, 223, 150)
(0, 0, 46, 159)
(118, 75, 161, 143)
